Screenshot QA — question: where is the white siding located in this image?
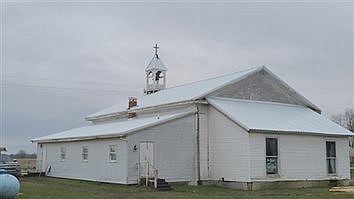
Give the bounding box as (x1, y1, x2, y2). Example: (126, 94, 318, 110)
(209, 71, 309, 107)
(36, 144, 44, 172)
(208, 106, 251, 182)
(127, 115, 196, 183)
(250, 133, 350, 180)
(39, 138, 128, 184)
(336, 137, 351, 179)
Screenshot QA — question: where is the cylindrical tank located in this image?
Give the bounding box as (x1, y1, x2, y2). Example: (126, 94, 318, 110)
(0, 169, 20, 199)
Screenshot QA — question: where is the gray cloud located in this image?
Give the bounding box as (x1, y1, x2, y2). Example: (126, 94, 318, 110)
(1, 2, 353, 153)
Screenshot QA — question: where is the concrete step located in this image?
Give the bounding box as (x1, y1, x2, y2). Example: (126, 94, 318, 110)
(147, 178, 172, 191)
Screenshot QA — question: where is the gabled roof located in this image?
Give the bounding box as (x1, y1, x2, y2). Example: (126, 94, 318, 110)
(86, 66, 263, 120)
(32, 109, 196, 143)
(86, 66, 321, 120)
(145, 54, 167, 72)
(207, 97, 352, 136)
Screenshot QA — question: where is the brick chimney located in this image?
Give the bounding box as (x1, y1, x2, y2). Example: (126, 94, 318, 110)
(128, 97, 137, 118)
(128, 97, 137, 109)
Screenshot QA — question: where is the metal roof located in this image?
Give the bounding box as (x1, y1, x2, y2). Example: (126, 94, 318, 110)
(145, 54, 167, 72)
(86, 66, 263, 119)
(32, 109, 196, 143)
(86, 66, 321, 120)
(207, 97, 352, 136)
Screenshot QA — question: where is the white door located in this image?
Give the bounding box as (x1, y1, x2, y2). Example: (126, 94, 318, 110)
(139, 142, 154, 178)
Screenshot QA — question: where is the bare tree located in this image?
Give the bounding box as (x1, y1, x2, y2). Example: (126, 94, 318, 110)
(331, 108, 354, 148)
(16, 150, 27, 158)
(344, 109, 354, 132)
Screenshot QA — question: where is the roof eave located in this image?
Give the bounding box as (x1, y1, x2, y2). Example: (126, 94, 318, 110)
(85, 99, 207, 122)
(249, 128, 352, 137)
(31, 135, 128, 144)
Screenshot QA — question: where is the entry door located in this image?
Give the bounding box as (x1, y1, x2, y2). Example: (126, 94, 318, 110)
(139, 142, 154, 178)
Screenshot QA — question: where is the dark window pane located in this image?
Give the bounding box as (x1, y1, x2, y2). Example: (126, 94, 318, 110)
(266, 138, 278, 156)
(327, 159, 336, 174)
(326, 142, 336, 157)
(266, 157, 278, 174)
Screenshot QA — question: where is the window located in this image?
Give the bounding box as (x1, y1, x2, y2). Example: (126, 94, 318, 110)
(82, 146, 88, 162)
(109, 145, 117, 162)
(326, 141, 336, 174)
(266, 138, 278, 174)
(60, 147, 66, 162)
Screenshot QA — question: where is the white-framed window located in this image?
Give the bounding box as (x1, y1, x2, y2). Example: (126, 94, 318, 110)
(326, 141, 336, 175)
(266, 138, 278, 175)
(60, 146, 66, 162)
(82, 146, 89, 162)
(109, 145, 117, 162)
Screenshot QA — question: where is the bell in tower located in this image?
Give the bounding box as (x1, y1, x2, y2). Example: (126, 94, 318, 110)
(144, 44, 167, 94)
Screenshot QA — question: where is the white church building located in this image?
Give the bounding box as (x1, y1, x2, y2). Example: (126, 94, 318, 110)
(32, 46, 353, 190)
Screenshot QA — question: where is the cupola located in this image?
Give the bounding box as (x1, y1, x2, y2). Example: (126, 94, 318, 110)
(144, 44, 167, 94)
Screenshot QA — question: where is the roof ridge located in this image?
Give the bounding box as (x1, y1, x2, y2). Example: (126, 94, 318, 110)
(149, 65, 262, 94)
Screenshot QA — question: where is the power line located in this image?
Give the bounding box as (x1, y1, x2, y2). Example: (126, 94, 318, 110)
(3, 75, 140, 87)
(1, 83, 139, 93)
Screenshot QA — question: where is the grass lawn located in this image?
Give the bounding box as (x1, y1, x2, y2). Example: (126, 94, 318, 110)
(16, 177, 353, 199)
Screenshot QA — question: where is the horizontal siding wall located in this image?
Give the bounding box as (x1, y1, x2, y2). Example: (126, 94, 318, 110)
(127, 114, 196, 183)
(40, 138, 128, 184)
(36, 144, 44, 172)
(250, 133, 350, 180)
(208, 106, 251, 182)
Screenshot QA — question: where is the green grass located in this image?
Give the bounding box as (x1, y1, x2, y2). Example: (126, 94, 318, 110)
(16, 177, 353, 199)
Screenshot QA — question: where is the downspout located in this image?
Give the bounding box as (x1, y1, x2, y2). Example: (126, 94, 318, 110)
(195, 105, 201, 184)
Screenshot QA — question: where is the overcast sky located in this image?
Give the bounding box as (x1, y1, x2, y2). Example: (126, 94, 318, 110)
(1, 1, 353, 154)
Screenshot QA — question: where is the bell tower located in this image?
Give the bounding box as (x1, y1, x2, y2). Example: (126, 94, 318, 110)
(144, 44, 167, 94)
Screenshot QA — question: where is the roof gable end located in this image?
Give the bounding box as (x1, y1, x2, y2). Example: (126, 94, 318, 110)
(208, 67, 321, 113)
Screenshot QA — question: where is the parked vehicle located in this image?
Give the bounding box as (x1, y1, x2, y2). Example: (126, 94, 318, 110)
(0, 154, 21, 178)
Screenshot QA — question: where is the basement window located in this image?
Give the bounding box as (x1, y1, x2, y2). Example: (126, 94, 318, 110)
(266, 138, 278, 175)
(82, 146, 89, 162)
(326, 141, 336, 175)
(60, 147, 66, 162)
(109, 145, 117, 162)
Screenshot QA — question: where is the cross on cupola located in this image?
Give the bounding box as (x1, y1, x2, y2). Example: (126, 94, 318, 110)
(144, 44, 167, 94)
(153, 44, 159, 57)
